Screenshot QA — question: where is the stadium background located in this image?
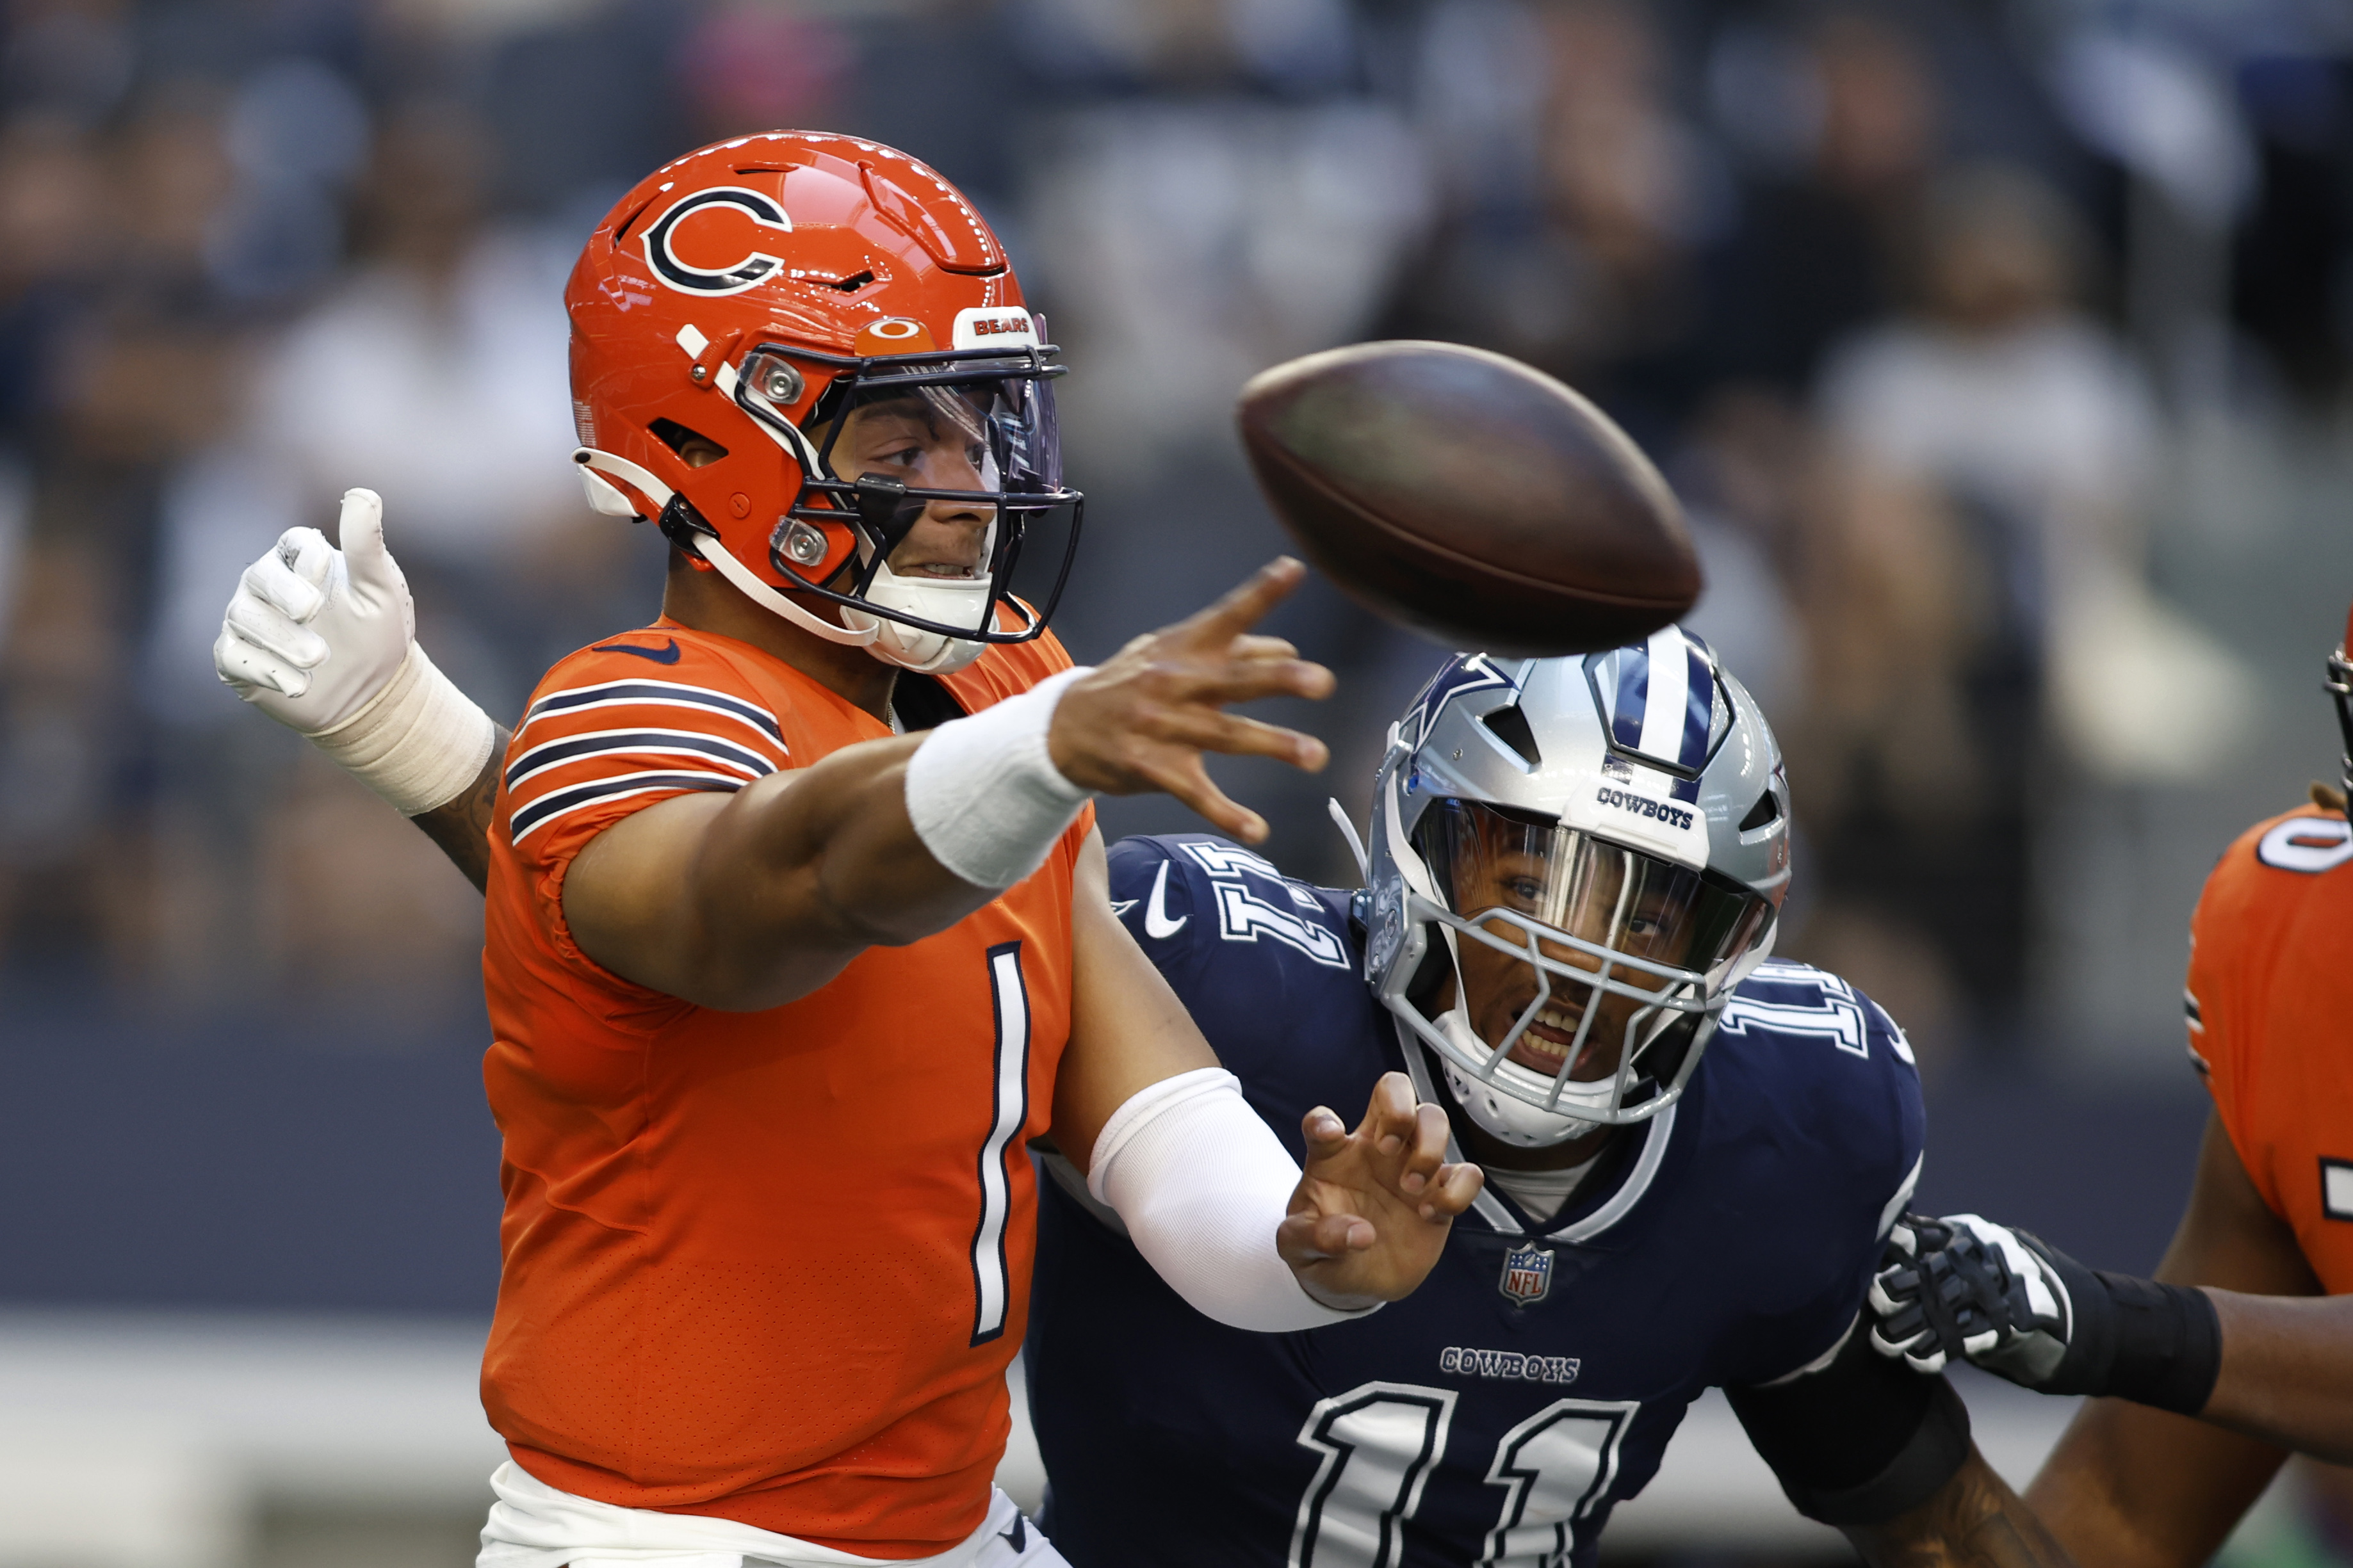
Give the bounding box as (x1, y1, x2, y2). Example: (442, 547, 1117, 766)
(0, 0, 2347, 1563)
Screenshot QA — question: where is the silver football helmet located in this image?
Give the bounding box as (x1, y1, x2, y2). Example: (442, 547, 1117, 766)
(1363, 631, 1791, 1145)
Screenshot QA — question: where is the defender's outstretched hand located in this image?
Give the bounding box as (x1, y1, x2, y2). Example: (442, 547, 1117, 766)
(1050, 558, 1335, 843)
(214, 488, 417, 734)
(1279, 1072, 1485, 1309)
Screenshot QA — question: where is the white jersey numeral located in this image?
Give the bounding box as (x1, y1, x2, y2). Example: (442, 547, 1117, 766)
(1718, 960, 1914, 1063)
(1288, 1383, 1640, 1568)
(1479, 1400, 1640, 1567)
(1213, 880, 1352, 968)
(969, 942, 1032, 1345)
(1290, 1384, 1458, 1568)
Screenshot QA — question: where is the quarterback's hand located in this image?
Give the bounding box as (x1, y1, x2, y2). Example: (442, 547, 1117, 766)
(213, 488, 416, 735)
(1050, 557, 1334, 844)
(1278, 1072, 1485, 1309)
(1870, 1212, 2085, 1385)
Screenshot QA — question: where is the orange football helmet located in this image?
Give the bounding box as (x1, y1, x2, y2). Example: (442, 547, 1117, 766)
(566, 131, 1080, 674)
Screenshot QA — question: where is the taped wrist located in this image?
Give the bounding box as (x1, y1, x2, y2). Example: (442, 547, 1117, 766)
(1089, 1067, 1380, 1333)
(904, 667, 1091, 889)
(2065, 1270, 2222, 1414)
(306, 643, 497, 816)
(1729, 1323, 1973, 1526)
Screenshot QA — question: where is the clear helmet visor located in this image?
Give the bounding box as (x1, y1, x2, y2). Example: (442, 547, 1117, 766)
(795, 359, 1063, 499)
(1404, 800, 1771, 1128)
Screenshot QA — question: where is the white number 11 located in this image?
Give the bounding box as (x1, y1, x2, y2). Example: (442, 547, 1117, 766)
(1289, 1383, 1639, 1568)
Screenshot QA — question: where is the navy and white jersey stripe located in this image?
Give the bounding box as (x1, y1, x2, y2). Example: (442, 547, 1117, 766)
(503, 666, 792, 852)
(518, 679, 786, 749)
(504, 727, 779, 793)
(509, 770, 750, 844)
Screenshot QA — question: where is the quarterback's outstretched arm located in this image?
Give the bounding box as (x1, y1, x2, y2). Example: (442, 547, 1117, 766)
(1048, 832, 1483, 1325)
(562, 559, 1330, 1010)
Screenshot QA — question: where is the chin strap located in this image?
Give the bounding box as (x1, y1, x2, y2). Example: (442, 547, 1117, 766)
(573, 446, 877, 651)
(685, 529, 878, 649)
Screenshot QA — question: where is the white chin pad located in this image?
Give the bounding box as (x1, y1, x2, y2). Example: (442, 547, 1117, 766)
(1435, 1010, 1611, 1147)
(846, 559, 993, 674)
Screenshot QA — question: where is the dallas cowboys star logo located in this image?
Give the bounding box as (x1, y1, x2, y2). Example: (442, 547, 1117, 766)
(1399, 653, 1515, 750)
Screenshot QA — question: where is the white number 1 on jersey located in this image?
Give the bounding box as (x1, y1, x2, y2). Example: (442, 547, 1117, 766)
(970, 942, 1031, 1345)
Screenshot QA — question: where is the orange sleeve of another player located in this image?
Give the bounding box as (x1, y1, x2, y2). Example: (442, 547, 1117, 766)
(2184, 807, 2346, 1225)
(498, 634, 792, 985)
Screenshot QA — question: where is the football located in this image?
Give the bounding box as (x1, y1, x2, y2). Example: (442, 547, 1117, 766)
(1236, 341, 1701, 657)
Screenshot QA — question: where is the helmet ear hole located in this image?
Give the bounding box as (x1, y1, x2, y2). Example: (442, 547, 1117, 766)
(1738, 791, 1780, 832)
(650, 419, 730, 465)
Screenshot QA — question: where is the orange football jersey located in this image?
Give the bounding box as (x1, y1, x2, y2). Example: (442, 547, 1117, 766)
(478, 616, 1093, 1557)
(2185, 804, 2353, 1293)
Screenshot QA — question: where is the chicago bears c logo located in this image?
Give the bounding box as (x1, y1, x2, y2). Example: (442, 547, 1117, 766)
(642, 187, 794, 296)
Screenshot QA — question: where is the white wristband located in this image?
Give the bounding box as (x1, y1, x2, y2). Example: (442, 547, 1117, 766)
(1089, 1067, 1380, 1332)
(904, 666, 1092, 889)
(307, 643, 498, 816)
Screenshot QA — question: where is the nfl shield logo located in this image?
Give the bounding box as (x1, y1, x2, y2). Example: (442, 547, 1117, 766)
(1500, 1244, 1555, 1306)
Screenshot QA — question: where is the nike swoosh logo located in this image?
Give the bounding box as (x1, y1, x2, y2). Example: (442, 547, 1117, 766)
(592, 637, 681, 664)
(1143, 858, 1188, 939)
(999, 1515, 1029, 1553)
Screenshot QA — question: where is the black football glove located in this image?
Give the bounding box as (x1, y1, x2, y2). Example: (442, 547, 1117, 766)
(1867, 1211, 2220, 1415)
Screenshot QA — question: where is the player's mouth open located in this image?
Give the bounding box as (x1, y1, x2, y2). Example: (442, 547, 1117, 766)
(1506, 1001, 1594, 1076)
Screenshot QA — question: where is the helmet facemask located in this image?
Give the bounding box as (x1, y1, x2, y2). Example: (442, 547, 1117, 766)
(724, 334, 1081, 673)
(1388, 798, 1773, 1140)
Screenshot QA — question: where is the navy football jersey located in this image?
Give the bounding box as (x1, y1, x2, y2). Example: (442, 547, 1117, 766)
(1029, 834, 1926, 1568)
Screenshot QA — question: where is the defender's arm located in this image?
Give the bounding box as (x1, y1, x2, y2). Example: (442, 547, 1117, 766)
(1844, 1450, 2076, 1568)
(1730, 1327, 2073, 1568)
(2026, 1113, 2318, 1568)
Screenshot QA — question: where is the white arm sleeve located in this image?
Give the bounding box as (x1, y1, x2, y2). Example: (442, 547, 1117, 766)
(1087, 1067, 1381, 1332)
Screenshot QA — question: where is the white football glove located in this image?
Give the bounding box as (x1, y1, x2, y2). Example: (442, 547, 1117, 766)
(212, 487, 496, 815)
(215, 488, 416, 735)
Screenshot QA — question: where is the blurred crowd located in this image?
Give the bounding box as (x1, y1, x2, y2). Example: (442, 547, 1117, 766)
(0, 0, 2348, 1062)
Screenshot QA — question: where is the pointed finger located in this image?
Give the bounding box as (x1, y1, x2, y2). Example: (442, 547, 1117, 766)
(1167, 656, 1335, 707)
(1175, 558, 1306, 647)
(1139, 754, 1268, 843)
(1136, 707, 1328, 773)
(1229, 634, 1302, 662)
